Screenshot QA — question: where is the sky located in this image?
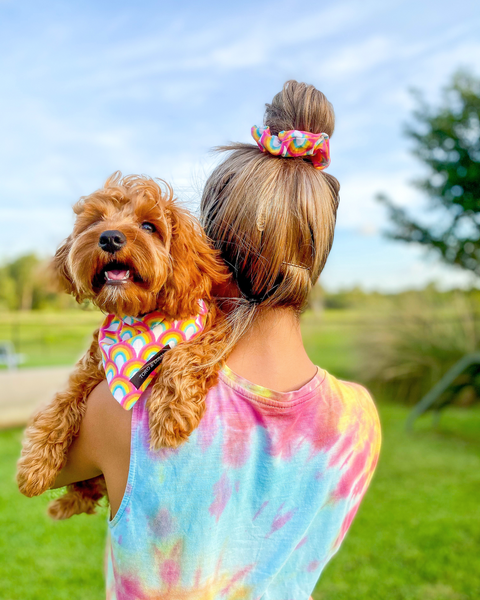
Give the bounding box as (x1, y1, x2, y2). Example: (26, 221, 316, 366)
(1, 0, 479, 291)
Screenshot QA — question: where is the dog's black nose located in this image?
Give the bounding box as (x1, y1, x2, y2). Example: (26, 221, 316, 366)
(99, 230, 127, 254)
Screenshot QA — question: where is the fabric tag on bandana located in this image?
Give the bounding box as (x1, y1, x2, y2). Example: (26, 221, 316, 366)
(99, 300, 208, 410)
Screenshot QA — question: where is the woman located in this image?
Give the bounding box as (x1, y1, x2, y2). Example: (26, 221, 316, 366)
(55, 80, 381, 599)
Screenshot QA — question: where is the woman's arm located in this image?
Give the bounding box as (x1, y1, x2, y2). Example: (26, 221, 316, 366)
(52, 380, 132, 492)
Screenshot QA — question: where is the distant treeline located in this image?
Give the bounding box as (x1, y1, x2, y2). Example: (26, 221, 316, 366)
(310, 282, 480, 312)
(0, 253, 76, 311)
(1, 252, 480, 312)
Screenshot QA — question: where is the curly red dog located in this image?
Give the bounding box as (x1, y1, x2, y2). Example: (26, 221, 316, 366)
(17, 173, 230, 519)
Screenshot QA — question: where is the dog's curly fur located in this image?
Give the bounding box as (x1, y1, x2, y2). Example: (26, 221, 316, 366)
(17, 173, 230, 519)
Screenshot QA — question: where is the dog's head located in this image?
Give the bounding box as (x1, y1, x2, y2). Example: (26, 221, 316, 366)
(54, 172, 229, 318)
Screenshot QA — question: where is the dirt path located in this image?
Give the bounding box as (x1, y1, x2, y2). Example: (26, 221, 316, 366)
(0, 366, 71, 429)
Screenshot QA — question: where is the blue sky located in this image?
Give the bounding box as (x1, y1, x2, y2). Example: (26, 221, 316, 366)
(1, 0, 479, 291)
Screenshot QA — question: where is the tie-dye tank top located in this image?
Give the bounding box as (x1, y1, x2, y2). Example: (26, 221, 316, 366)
(106, 365, 381, 600)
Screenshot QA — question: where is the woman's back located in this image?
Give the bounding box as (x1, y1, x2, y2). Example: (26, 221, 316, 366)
(51, 80, 382, 599)
(107, 363, 380, 599)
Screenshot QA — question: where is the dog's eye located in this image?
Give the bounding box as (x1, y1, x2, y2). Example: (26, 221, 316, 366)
(140, 222, 156, 233)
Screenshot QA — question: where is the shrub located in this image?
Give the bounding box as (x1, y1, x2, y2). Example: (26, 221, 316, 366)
(356, 292, 480, 405)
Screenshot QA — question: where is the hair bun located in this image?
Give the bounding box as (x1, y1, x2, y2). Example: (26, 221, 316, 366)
(264, 80, 335, 138)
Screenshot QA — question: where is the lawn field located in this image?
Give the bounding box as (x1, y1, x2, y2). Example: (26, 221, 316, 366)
(0, 310, 103, 368)
(0, 308, 362, 375)
(1, 309, 479, 599)
(2, 406, 479, 600)
(301, 309, 362, 380)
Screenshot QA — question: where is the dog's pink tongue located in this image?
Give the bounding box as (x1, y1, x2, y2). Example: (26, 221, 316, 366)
(107, 269, 128, 280)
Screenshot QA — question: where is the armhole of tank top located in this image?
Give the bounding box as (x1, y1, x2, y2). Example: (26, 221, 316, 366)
(108, 397, 140, 528)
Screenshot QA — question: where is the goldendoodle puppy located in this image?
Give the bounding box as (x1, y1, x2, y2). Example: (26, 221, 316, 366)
(17, 173, 230, 519)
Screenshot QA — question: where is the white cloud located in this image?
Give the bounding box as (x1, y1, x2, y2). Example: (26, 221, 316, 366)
(335, 169, 423, 232)
(322, 235, 478, 292)
(1, 0, 479, 291)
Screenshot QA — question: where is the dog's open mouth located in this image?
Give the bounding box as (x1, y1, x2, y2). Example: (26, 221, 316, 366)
(104, 263, 131, 283)
(93, 262, 142, 290)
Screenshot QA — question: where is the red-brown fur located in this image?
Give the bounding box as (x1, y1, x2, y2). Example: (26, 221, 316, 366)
(16, 173, 230, 519)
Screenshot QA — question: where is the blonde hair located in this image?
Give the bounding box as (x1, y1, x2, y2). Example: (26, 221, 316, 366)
(200, 80, 340, 351)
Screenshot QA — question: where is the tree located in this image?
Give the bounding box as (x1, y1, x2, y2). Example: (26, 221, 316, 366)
(7, 254, 40, 310)
(378, 71, 480, 274)
(0, 266, 16, 310)
(0, 253, 77, 311)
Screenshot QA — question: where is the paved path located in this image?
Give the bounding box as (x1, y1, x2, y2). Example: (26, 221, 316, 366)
(0, 366, 71, 429)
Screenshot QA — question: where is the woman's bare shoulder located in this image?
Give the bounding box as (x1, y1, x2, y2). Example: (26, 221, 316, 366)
(87, 380, 132, 432)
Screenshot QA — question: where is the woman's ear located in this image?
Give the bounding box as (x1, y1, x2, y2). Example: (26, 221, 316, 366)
(160, 205, 230, 318)
(51, 236, 78, 298)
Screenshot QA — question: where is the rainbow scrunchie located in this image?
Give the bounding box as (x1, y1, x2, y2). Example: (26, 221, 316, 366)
(99, 300, 208, 410)
(251, 125, 331, 170)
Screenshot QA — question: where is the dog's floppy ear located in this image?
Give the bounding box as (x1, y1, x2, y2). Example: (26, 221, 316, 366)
(52, 236, 78, 298)
(160, 204, 229, 318)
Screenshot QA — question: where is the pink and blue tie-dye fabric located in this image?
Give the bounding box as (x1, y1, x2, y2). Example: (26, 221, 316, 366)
(106, 365, 381, 599)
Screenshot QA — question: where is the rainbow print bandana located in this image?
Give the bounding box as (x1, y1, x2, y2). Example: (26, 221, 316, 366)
(99, 300, 208, 410)
(251, 125, 331, 170)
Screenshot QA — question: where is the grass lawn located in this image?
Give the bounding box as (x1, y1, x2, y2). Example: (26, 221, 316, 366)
(0, 310, 103, 368)
(2, 406, 479, 600)
(314, 404, 480, 600)
(0, 427, 108, 600)
(301, 309, 362, 380)
(1, 309, 479, 599)
(0, 308, 361, 374)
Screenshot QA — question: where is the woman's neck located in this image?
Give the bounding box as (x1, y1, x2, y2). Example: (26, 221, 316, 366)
(225, 308, 317, 393)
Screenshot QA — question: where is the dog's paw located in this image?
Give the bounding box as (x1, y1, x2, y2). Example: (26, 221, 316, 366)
(16, 461, 57, 497)
(48, 493, 98, 520)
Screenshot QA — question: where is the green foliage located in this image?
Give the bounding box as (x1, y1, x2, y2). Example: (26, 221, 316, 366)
(379, 70, 480, 274)
(306, 283, 324, 312)
(323, 286, 388, 310)
(0, 253, 77, 311)
(8, 254, 42, 310)
(301, 309, 360, 380)
(355, 291, 480, 405)
(0, 265, 16, 310)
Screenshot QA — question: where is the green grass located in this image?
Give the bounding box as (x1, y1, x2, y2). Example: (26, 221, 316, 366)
(313, 404, 480, 600)
(1, 309, 479, 599)
(0, 310, 102, 368)
(2, 406, 479, 599)
(301, 309, 362, 380)
(0, 428, 108, 600)
(0, 308, 357, 373)
(0, 308, 358, 373)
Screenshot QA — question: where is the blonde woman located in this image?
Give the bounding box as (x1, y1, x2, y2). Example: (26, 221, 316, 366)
(55, 80, 381, 599)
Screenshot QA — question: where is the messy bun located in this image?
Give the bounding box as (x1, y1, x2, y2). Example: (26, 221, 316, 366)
(201, 80, 340, 352)
(264, 80, 336, 137)
(264, 80, 340, 199)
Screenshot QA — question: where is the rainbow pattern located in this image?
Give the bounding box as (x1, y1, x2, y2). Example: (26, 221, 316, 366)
(106, 366, 381, 599)
(99, 300, 208, 410)
(251, 125, 331, 170)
